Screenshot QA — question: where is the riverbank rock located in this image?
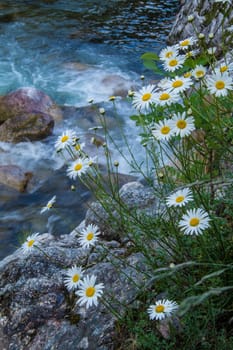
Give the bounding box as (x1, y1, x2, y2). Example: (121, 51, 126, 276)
(0, 165, 32, 192)
(84, 181, 159, 241)
(0, 112, 54, 142)
(0, 232, 150, 350)
(0, 87, 63, 124)
(168, 0, 233, 53)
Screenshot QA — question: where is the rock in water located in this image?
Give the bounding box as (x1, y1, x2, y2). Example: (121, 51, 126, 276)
(0, 112, 54, 142)
(0, 165, 32, 192)
(0, 87, 62, 123)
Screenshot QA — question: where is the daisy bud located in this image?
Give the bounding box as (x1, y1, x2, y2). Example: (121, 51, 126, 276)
(208, 33, 214, 39)
(198, 33, 205, 39)
(128, 89, 135, 97)
(71, 185, 76, 191)
(88, 98, 94, 104)
(99, 108, 105, 115)
(187, 15, 194, 22)
(140, 75, 145, 80)
(114, 161, 119, 167)
(158, 172, 164, 179)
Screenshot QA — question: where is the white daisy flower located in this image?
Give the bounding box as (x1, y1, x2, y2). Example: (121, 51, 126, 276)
(206, 72, 233, 97)
(154, 90, 181, 106)
(67, 157, 90, 180)
(172, 112, 195, 137)
(21, 232, 40, 254)
(40, 195, 56, 214)
(157, 77, 171, 89)
(75, 275, 104, 309)
(192, 65, 207, 79)
(179, 208, 211, 235)
(166, 188, 193, 207)
(152, 119, 175, 141)
(215, 61, 233, 74)
(55, 129, 77, 151)
(132, 84, 157, 111)
(77, 224, 101, 249)
(179, 37, 197, 50)
(162, 76, 193, 93)
(148, 299, 178, 321)
(64, 265, 84, 291)
(159, 45, 179, 61)
(163, 55, 186, 72)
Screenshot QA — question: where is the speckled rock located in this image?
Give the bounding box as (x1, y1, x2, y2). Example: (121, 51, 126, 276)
(168, 0, 233, 52)
(0, 232, 150, 350)
(84, 181, 160, 241)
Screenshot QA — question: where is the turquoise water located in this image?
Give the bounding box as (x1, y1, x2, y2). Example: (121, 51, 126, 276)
(0, 0, 179, 259)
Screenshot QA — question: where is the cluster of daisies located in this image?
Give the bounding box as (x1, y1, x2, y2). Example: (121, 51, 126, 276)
(64, 266, 104, 309)
(40, 196, 101, 249)
(166, 187, 211, 235)
(132, 35, 233, 142)
(20, 223, 104, 309)
(147, 188, 211, 320)
(54, 129, 95, 180)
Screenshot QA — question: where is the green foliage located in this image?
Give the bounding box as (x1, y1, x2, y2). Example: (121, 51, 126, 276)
(52, 4, 233, 349)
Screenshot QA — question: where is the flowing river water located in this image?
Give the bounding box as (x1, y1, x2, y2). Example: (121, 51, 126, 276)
(0, 0, 179, 259)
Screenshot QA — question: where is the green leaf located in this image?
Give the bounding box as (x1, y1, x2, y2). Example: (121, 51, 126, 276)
(141, 52, 159, 61)
(142, 60, 164, 75)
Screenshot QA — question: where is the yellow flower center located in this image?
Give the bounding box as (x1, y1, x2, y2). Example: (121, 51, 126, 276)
(161, 126, 171, 135)
(142, 92, 152, 101)
(86, 232, 94, 241)
(175, 195, 185, 203)
(169, 59, 178, 67)
(180, 39, 190, 47)
(196, 70, 205, 78)
(155, 305, 165, 313)
(165, 51, 173, 58)
(159, 93, 170, 101)
(61, 135, 69, 143)
(189, 217, 200, 227)
(215, 80, 225, 90)
(172, 80, 183, 88)
(74, 163, 83, 171)
(220, 65, 228, 73)
(176, 119, 187, 129)
(72, 274, 80, 283)
(27, 239, 35, 247)
(184, 72, 191, 78)
(86, 286, 95, 297)
(47, 203, 53, 209)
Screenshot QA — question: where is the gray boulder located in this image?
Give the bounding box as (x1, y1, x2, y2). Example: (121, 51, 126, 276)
(0, 165, 33, 192)
(168, 0, 233, 52)
(0, 233, 150, 350)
